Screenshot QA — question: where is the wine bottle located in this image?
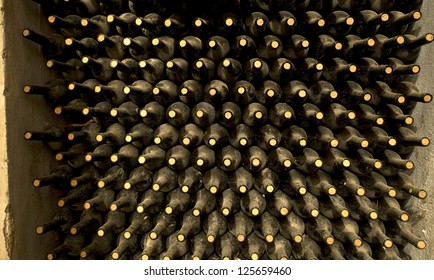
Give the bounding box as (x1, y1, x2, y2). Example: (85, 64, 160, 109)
(203, 124, 229, 149)
(320, 240, 346, 260)
(47, 233, 86, 260)
(282, 80, 309, 103)
(231, 35, 257, 61)
(346, 242, 373, 260)
(22, 28, 69, 59)
(390, 33, 434, 64)
(148, 212, 177, 240)
(334, 126, 369, 151)
(240, 232, 266, 260)
(160, 232, 189, 260)
(136, 189, 165, 215)
(109, 58, 141, 83)
(306, 170, 337, 197)
(46, 58, 86, 82)
(324, 10, 355, 38)
(191, 102, 216, 128)
(177, 210, 202, 242)
(153, 80, 178, 106)
(141, 234, 164, 260)
(84, 143, 113, 169)
(36, 207, 76, 235)
(218, 102, 242, 128)
(242, 102, 268, 127)
(307, 80, 339, 106)
(191, 144, 216, 171)
(309, 34, 343, 60)
(191, 57, 215, 82)
(293, 148, 323, 175)
(216, 145, 242, 172)
(203, 210, 227, 243)
(69, 165, 102, 188)
(70, 208, 105, 235)
(32, 164, 75, 188)
(385, 220, 426, 249)
(110, 187, 139, 212)
(97, 34, 127, 60)
(94, 80, 127, 106)
(296, 102, 324, 128)
(23, 78, 68, 104)
(228, 211, 254, 242)
(353, 10, 389, 36)
(218, 12, 243, 38)
(185, 186, 214, 216)
(321, 148, 351, 174)
(266, 234, 292, 260)
(189, 232, 214, 260)
(176, 166, 201, 194)
(379, 10, 422, 36)
(217, 188, 240, 217)
(298, 10, 326, 36)
(110, 144, 139, 169)
(54, 143, 86, 170)
(322, 58, 357, 82)
(139, 58, 166, 84)
(153, 123, 179, 150)
(293, 192, 320, 219)
(203, 166, 228, 194)
(362, 126, 397, 154)
(81, 15, 111, 36)
(256, 35, 283, 60)
(347, 149, 383, 176)
(111, 233, 140, 260)
(376, 149, 415, 176)
(206, 36, 230, 62)
(151, 36, 176, 62)
(217, 58, 243, 85)
(97, 165, 128, 190)
(97, 210, 127, 237)
(243, 58, 269, 84)
(123, 36, 151, 60)
(360, 219, 394, 248)
(179, 123, 203, 149)
(165, 58, 190, 84)
(376, 196, 409, 222)
(80, 233, 116, 259)
(283, 34, 310, 60)
(347, 195, 379, 221)
(319, 194, 350, 219)
(178, 36, 203, 60)
(281, 169, 308, 196)
(241, 189, 266, 218)
(82, 101, 114, 127)
(266, 147, 293, 174)
(279, 211, 305, 244)
(307, 125, 339, 151)
(178, 80, 204, 106)
(348, 103, 385, 130)
(107, 13, 141, 36)
(164, 188, 191, 215)
(244, 11, 269, 37)
(387, 172, 428, 200)
(372, 244, 402, 260)
(241, 146, 267, 173)
(254, 211, 279, 243)
(152, 166, 178, 192)
(396, 81, 433, 113)
(64, 37, 101, 58)
(292, 235, 320, 260)
(166, 102, 191, 128)
(331, 218, 364, 247)
(215, 232, 241, 260)
(227, 167, 254, 195)
(253, 168, 279, 195)
(83, 188, 115, 212)
(335, 80, 371, 108)
(281, 125, 308, 150)
(305, 214, 335, 245)
(269, 10, 297, 37)
(342, 35, 377, 62)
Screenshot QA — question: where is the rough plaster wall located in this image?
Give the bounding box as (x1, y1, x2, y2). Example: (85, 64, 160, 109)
(404, 0, 434, 260)
(0, 1, 434, 260)
(2, 0, 64, 259)
(0, 0, 9, 260)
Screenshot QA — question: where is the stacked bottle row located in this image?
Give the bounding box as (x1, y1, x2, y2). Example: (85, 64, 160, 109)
(24, 0, 431, 260)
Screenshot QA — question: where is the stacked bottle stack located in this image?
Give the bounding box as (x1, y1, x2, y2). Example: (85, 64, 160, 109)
(23, 0, 433, 260)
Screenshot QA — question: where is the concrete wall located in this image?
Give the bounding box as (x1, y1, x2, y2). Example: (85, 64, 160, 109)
(0, 1, 434, 259)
